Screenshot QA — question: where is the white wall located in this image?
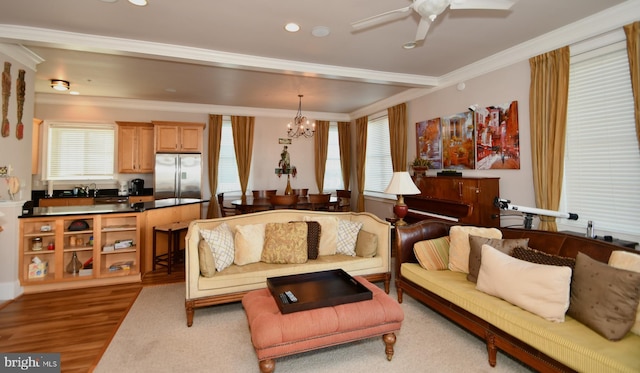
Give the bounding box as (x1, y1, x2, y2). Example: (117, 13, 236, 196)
(364, 60, 535, 228)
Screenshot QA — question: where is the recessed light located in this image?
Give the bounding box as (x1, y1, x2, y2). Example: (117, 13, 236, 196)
(284, 23, 300, 32)
(311, 26, 330, 37)
(128, 0, 147, 6)
(402, 41, 416, 50)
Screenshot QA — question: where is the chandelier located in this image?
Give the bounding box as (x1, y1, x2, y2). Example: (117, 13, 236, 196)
(287, 95, 315, 138)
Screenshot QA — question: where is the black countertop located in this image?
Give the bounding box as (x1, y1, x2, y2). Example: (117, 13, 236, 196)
(21, 198, 204, 218)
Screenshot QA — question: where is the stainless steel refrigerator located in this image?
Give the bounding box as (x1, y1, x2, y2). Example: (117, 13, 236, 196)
(154, 153, 202, 199)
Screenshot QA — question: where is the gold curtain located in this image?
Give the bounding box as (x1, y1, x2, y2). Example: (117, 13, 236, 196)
(388, 103, 408, 171)
(355, 116, 368, 212)
(314, 120, 330, 193)
(624, 21, 640, 149)
(206, 115, 223, 218)
(337, 121, 351, 190)
(231, 115, 255, 196)
(529, 47, 570, 231)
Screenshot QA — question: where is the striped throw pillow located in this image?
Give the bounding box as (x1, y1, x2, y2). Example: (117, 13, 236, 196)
(414, 236, 451, 270)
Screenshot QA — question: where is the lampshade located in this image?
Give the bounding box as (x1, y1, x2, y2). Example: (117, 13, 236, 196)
(384, 172, 420, 195)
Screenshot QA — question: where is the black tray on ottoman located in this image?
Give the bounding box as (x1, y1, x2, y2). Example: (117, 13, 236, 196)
(266, 269, 373, 314)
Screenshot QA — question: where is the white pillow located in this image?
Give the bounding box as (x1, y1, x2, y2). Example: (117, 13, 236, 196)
(609, 250, 640, 335)
(448, 225, 502, 273)
(303, 216, 338, 256)
(336, 220, 363, 256)
(200, 223, 234, 272)
(234, 223, 265, 266)
(476, 244, 572, 322)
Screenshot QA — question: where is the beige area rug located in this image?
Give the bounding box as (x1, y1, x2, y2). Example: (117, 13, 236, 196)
(96, 281, 534, 373)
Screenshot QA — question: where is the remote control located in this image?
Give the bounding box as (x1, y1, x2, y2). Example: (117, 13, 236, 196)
(284, 290, 298, 303)
(279, 292, 289, 304)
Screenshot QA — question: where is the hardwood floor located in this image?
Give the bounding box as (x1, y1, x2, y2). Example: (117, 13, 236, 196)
(0, 264, 185, 373)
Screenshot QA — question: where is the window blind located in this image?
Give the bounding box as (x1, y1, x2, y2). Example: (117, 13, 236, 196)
(323, 123, 344, 191)
(562, 44, 640, 235)
(217, 118, 241, 193)
(46, 123, 115, 180)
(364, 114, 393, 193)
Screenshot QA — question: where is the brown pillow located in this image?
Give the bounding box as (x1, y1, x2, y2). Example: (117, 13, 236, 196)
(355, 230, 378, 258)
(567, 252, 640, 341)
(305, 221, 321, 259)
(511, 246, 575, 269)
(198, 239, 216, 278)
(467, 235, 529, 283)
(261, 222, 308, 264)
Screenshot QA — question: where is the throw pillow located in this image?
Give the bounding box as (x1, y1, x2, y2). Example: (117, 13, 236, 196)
(336, 220, 363, 256)
(261, 222, 308, 264)
(608, 250, 640, 336)
(234, 223, 265, 266)
(303, 216, 338, 256)
(476, 244, 572, 322)
(414, 236, 450, 270)
(466, 236, 528, 283)
(511, 246, 575, 269)
(355, 230, 378, 258)
(449, 226, 502, 273)
(568, 252, 640, 340)
(197, 238, 216, 277)
(200, 223, 235, 272)
(304, 221, 321, 259)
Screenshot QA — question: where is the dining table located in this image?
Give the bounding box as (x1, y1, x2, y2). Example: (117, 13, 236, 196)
(231, 196, 338, 214)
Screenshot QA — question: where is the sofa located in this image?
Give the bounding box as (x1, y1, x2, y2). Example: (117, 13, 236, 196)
(395, 219, 640, 373)
(184, 209, 391, 326)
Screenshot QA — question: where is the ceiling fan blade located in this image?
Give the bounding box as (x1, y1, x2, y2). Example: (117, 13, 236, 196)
(450, 0, 517, 10)
(351, 5, 413, 30)
(415, 17, 431, 41)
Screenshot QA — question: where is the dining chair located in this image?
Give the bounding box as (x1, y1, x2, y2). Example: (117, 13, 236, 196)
(292, 188, 309, 197)
(217, 193, 238, 217)
(335, 190, 351, 211)
(269, 194, 299, 209)
(308, 193, 332, 211)
(252, 189, 277, 198)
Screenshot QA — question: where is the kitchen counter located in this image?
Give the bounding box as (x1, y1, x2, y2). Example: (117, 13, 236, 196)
(22, 198, 204, 218)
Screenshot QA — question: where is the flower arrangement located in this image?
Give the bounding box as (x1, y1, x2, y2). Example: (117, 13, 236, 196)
(411, 157, 433, 169)
(275, 145, 297, 178)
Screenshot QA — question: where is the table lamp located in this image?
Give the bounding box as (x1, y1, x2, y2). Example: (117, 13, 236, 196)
(384, 171, 421, 226)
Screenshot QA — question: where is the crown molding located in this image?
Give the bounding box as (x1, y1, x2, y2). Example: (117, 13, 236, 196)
(0, 24, 436, 88)
(35, 93, 351, 122)
(0, 43, 44, 71)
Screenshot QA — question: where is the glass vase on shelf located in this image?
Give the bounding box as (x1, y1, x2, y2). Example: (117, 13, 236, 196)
(66, 252, 83, 274)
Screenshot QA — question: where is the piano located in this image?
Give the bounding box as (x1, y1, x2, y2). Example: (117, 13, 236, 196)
(404, 196, 474, 224)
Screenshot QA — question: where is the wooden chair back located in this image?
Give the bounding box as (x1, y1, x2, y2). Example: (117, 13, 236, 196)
(335, 190, 351, 211)
(292, 188, 309, 197)
(269, 194, 299, 209)
(252, 189, 277, 198)
(308, 193, 331, 211)
(217, 193, 238, 217)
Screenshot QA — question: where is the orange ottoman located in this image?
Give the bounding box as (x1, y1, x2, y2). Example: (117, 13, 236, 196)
(242, 276, 404, 373)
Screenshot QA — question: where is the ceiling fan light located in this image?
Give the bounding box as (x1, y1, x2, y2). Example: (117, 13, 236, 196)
(50, 79, 70, 91)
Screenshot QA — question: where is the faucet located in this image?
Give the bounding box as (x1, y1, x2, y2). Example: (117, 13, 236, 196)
(89, 183, 98, 197)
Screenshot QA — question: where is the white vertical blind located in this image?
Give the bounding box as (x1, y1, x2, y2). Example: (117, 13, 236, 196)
(323, 123, 344, 192)
(46, 123, 115, 180)
(217, 117, 241, 193)
(364, 114, 393, 193)
(562, 43, 640, 234)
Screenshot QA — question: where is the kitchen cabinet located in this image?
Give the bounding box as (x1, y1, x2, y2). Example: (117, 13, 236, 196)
(18, 213, 141, 293)
(39, 197, 94, 207)
(153, 121, 204, 153)
(117, 121, 155, 173)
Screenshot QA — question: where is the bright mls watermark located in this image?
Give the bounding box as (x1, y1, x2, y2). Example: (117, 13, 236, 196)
(1, 353, 60, 372)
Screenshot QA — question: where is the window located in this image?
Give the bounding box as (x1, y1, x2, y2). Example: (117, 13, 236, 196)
(46, 122, 115, 181)
(322, 122, 344, 192)
(364, 114, 393, 194)
(561, 41, 640, 236)
(217, 117, 241, 193)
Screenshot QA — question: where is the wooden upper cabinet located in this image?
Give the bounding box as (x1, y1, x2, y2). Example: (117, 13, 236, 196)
(152, 121, 204, 153)
(117, 122, 154, 173)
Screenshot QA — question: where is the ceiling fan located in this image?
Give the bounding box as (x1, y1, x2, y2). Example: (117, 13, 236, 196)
(351, 0, 517, 46)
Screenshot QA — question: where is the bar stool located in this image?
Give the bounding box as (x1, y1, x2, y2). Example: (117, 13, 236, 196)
(153, 221, 190, 274)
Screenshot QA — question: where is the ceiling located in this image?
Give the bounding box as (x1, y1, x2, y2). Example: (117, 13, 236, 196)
(0, 0, 634, 116)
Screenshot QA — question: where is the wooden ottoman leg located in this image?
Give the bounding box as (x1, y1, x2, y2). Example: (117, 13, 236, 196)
(259, 359, 275, 373)
(383, 332, 397, 361)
